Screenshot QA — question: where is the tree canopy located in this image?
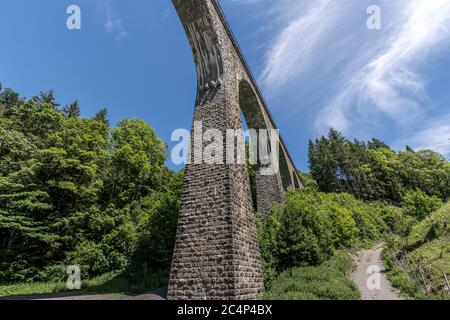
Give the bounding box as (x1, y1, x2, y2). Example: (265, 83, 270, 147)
(0, 84, 182, 284)
(308, 129, 450, 204)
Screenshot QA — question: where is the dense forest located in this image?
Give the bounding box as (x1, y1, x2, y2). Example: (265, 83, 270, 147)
(308, 128, 450, 204)
(1, 84, 448, 299)
(0, 84, 182, 287)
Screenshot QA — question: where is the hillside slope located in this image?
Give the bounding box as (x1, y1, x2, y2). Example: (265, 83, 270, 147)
(384, 200, 450, 298)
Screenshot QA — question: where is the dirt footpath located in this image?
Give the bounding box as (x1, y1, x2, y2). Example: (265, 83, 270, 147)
(352, 245, 402, 300)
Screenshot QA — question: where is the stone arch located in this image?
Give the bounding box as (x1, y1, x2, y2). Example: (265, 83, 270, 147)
(293, 170, 301, 189)
(238, 79, 289, 216)
(278, 143, 292, 190)
(239, 79, 267, 131)
(239, 79, 300, 193)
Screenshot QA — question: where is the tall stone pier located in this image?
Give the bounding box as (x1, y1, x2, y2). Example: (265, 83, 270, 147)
(168, 0, 303, 300)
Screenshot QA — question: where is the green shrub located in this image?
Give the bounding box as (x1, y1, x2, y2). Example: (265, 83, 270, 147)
(406, 200, 449, 248)
(258, 189, 394, 283)
(330, 194, 387, 246)
(65, 241, 110, 278)
(35, 264, 67, 283)
(0, 260, 38, 284)
(383, 201, 450, 300)
(381, 249, 430, 299)
(264, 251, 360, 300)
(277, 190, 334, 268)
(127, 188, 181, 283)
(403, 190, 443, 220)
(375, 204, 417, 237)
(256, 210, 281, 288)
(323, 200, 358, 249)
(324, 250, 356, 273)
(386, 266, 418, 297)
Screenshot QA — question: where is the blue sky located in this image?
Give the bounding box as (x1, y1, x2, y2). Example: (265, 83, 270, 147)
(1, 0, 449, 171)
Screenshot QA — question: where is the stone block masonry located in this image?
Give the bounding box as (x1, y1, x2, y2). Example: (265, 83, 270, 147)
(168, 0, 303, 300)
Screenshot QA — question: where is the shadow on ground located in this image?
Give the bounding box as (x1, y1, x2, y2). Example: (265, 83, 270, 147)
(0, 287, 167, 301)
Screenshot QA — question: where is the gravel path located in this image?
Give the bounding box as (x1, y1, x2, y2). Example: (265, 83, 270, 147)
(352, 245, 402, 300)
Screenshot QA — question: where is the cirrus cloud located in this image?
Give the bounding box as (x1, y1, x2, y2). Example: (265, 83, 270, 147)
(224, 0, 450, 157)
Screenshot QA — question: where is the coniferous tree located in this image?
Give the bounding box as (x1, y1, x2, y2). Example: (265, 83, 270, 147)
(0, 86, 21, 116)
(94, 108, 110, 127)
(308, 128, 449, 204)
(368, 138, 390, 150)
(63, 100, 80, 118)
(32, 90, 59, 107)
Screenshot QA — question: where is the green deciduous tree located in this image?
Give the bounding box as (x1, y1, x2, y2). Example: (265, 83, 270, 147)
(105, 119, 167, 205)
(0, 85, 182, 285)
(402, 190, 443, 220)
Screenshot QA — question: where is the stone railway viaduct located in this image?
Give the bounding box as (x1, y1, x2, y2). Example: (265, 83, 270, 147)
(168, 0, 303, 300)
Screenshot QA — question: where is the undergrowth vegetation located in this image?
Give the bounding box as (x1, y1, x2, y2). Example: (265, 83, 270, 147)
(258, 189, 404, 287)
(264, 251, 359, 300)
(0, 271, 168, 297)
(383, 200, 450, 299)
(259, 188, 449, 300)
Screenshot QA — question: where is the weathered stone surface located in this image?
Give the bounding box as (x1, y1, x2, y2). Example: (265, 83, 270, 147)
(168, 0, 303, 300)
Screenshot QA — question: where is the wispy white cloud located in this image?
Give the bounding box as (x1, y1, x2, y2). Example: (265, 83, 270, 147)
(395, 114, 450, 157)
(315, 0, 450, 134)
(227, 0, 450, 156)
(260, 0, 348, 93)
(98, 0, 128, 41)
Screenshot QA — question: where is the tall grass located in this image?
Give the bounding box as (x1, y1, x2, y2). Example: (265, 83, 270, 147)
(264, 251, 360, 300)
(383, 200, 450, 300)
